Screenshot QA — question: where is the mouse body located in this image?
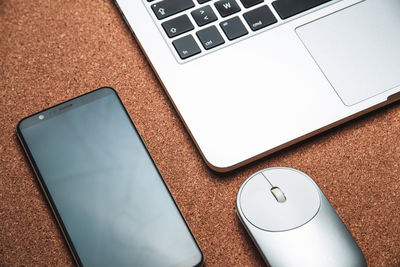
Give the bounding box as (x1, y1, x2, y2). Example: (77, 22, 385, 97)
(236, 167, 367, 267)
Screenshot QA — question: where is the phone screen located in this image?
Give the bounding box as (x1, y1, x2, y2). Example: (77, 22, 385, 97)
(17, 88, 203, 267)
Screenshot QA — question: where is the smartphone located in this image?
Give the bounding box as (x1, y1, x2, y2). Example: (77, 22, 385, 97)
(17, 87, 203, 267)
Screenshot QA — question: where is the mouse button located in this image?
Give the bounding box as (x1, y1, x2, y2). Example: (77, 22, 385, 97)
(263, 168, 321, 226)
(239, 168, 321, 232)
(238, 173, 276, 225)
(239, 173, 294, 232)
(263, 168, 321, 206)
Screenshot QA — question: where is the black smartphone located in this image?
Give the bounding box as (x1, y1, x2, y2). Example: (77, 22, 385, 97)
(17, 87, 203, 267)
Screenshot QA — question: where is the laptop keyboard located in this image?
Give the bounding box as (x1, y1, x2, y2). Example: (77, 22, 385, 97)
(145, 0, 333, 61)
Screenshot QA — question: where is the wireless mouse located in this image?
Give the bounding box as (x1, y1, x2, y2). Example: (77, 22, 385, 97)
(236, 167, 367, 267)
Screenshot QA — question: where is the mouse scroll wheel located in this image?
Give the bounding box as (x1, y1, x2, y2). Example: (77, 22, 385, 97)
(271, 187, 286, 203)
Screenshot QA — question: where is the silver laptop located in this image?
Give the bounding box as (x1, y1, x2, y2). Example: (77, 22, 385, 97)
(115, 0, 400, 172)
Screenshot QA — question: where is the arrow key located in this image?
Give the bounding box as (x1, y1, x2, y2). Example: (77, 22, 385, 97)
(191, 5, 218, 27)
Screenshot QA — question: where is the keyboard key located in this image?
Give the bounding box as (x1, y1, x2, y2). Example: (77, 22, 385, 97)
(162, 15, 194, 38)
(198, 0, 211, 3)
(220, 16, 248, 40)
(215, 0, 241, 17)
(191, 6, 218, 27)
(196, 26, 225, 50)
(272, 0, 332, 19)
(151, 0, 195, 20)
(240, 0, 263, 8)
(173, 35, 201, 59)
(243, 5, 277, 31)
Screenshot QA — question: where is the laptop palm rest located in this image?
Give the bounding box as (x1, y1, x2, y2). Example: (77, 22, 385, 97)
(296, 0, 400, 106)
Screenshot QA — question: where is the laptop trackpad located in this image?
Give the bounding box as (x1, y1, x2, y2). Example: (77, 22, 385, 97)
(296, 0, 400, 106)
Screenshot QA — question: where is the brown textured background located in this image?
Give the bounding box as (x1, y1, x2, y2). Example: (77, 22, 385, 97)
(1, 0, 399, 266)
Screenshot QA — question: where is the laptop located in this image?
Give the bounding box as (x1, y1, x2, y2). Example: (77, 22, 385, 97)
(114, 0, 400, 172)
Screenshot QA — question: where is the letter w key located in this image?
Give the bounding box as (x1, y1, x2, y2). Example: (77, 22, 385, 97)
(223, 2, 231, 9)
(215, 0, 241, 17)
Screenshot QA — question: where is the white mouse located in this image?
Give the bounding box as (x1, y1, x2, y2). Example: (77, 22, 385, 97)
(236, 167, 367, 267)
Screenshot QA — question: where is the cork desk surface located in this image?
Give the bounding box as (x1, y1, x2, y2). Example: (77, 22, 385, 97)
(1, 1, 400, 266)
